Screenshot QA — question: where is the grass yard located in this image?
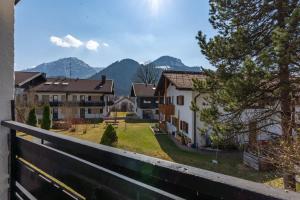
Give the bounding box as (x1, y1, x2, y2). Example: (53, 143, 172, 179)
(53, 120, 280, 186)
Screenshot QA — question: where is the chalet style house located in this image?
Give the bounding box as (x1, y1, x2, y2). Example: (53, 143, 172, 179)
(15, 71, 46, 95)
(0, 1, 297, 199)
(130, 83, 159, 120)
(155, 71, 208, 148)
(15, 72, 114, 121)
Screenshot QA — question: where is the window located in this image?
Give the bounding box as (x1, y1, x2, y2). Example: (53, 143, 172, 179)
(180, 120, 189, 133)
(80, 95, 85, 102)
(42, 95, 49, 103)
(88, 108, 92, 114)
(52, 95, 58, 102)
(166, 96, 172, 104)
(155, 109, 159, 114)
(100, 108, 103, 114)
(88, 96, 92, 101)
(72, 95, 77, 102)
(177, 96, 184, 105)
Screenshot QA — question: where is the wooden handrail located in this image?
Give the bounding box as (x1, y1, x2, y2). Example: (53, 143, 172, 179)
(2, 120, 300, 200)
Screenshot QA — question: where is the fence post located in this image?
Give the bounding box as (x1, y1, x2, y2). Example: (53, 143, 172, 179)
(0, 1, 15, 199)
(9, 101, 16, 200)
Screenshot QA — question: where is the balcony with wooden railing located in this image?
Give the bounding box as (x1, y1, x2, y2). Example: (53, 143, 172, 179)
(158, 104, 175, 116)
(2, 120, 299, 200)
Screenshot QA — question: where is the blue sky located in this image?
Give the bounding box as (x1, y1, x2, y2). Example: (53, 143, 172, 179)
(15, 0, 215, 70)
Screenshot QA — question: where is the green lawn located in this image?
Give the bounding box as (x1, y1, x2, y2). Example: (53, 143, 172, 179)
(53, 121, 280, 185)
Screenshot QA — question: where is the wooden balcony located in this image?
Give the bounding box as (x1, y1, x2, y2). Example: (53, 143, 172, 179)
(158, 104, 175, 116)
(1, 120, 299, 200)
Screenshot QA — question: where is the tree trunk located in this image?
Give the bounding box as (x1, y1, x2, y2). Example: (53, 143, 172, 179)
(276, 0, 295, 190)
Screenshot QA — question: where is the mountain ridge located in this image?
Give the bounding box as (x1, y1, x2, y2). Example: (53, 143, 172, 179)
(23, 56, 201, 95)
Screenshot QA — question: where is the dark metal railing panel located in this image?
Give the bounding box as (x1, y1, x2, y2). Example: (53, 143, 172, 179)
(15, 159, 79, 200)
(2, 120, 300, 200)
(15, 137, 183, 200)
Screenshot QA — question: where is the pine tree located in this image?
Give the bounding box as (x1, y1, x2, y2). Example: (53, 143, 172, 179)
(100, 124, 118, 146)
(26, 108, 37, 127)
(41, 105, 51, 130)
(195, 1, 300, 190)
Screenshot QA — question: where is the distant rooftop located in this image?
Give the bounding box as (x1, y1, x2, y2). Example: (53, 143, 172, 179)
(15, 71, 44, 87)
(131, 83, 156, 97)
(155, 70, 206, 95)
(32, 77, 114, 94)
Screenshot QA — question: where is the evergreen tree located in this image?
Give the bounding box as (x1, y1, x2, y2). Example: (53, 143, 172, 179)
(26, 108, 37, 127)
(100, 124, 118, 146)
(41, 105, 51, 130)
(195, 1, 300, 190)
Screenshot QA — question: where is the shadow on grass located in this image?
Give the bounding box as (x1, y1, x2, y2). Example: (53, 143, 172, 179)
(154, 134, 280, 183)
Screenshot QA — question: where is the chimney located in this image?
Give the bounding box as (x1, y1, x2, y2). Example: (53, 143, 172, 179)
(101, 75, 106, 85)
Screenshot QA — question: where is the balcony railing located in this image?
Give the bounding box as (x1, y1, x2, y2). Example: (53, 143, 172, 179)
(78, 101, 105, 107)
(1, 120, 299, 200)
(159, 104, 175, 116)
(43, 101, 106, 107)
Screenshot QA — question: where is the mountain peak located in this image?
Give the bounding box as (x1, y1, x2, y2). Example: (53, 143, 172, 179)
(24, 57, 97, 78)
(152, 55, 185, 67)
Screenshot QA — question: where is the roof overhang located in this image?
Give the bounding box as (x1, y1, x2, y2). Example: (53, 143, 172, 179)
(15, 0, 21, 5)
(17, 72, 44, 87)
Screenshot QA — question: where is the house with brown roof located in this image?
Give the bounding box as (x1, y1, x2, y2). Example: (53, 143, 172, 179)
(155, 71, 209, 148)
(15, 71, 46, 93)
(130, 83, 159, 120)
(16, 72, 114, 121)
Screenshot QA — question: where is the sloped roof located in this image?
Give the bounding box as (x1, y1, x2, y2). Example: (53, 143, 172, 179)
(15, 71, 44, 86)
(155, 71, 206, 95)
(32, 78, 114, 94)
(131, 83, 156, 97)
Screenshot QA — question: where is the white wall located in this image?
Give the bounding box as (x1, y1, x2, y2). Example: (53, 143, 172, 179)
(166, 85, 194, 139)
(195, 93, 211, 147)
(0, 1, 14, 199)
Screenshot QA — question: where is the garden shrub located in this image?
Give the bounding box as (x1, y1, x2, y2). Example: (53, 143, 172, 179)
(26, 108, 37, 127)
(41, 105, 51, 130)
(100, 124, 118, 146)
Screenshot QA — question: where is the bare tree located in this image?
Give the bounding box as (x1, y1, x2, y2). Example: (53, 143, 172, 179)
(263, 137, 300, 190)
(135, 63, 160, 85)
(15, 89, 38, 123)
(61, 101, 77, 129)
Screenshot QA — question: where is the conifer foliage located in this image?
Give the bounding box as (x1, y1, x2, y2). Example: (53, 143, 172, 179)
(41, 105, 51, 130)
(26, 108, 37, 127)
(100, 124, 118, 146)
(195, 0, 300, 190)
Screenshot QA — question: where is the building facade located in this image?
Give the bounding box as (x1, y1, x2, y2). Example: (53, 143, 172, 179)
(155, 71, 209, 148)
(15, 73, 114, 121)
(130, 83, 159, 120)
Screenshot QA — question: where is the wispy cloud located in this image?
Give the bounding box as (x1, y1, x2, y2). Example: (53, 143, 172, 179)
(50, 34, 109, 51)
(50, 34, 83, 48)
(102, 42, 109, 47)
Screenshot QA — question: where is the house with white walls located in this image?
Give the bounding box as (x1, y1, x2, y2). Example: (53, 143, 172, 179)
(111, 96, 135, 112)
(16, 74, 114, 121)
(155, 71, 209, 148)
